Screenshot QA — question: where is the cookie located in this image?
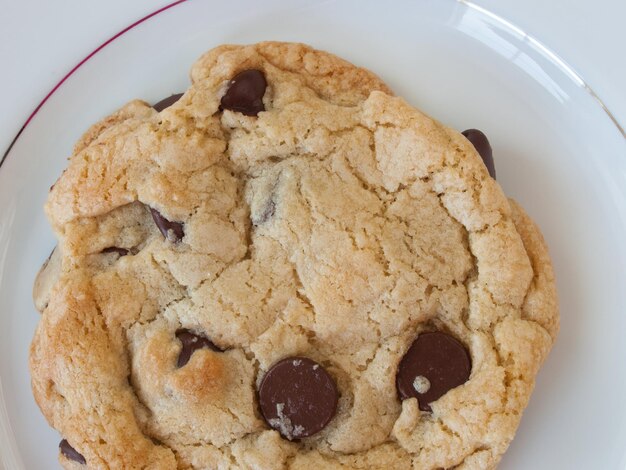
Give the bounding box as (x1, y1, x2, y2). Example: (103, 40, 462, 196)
(33, 246, 62, 313)
(30, 42, 558, 470)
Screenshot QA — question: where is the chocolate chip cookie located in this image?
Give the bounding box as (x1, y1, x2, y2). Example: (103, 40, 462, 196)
(30, 42, 558, 470)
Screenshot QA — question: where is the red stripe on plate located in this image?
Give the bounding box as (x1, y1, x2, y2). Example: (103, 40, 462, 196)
(1, 0, 188, 164)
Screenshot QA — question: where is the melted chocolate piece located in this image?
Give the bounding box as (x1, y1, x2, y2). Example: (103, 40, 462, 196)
(101, 247, 129, 256)
(153, 93, 183, 112)
(396, 331, 471, 412)
(461, 129, 496, 179)
(150, 208, 184, 243)
(220, 69, 267, 116)
(258, 357, 338, 440)
(176, 328, 220, 367)
(59, 439, 86, 465)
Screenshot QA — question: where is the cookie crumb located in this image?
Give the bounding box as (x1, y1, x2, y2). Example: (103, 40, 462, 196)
(413, 375, 431, 394)
(268, 403, 299, 440)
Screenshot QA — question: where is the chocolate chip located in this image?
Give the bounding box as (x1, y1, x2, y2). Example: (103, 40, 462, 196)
(396, 331, 471, 412)
(150, 208, 184, 243)
(461, 129, 496, 179)
(258, 357, 338, 440)
(176, 328, 220, 367)
(59, 439, 86, 465)
(153, 93, 183, 112)
(220, 69, 267, 116)
(101, 247, 129, 256)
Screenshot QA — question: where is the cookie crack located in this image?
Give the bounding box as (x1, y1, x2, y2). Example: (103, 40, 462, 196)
(89, 297, 180, 463)
(368, 121, 554, 467)
(446, 444, 493, 469)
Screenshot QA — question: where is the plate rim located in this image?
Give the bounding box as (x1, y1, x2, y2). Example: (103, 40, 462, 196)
(2, 1, 626, 468)
(0, 0, 189, 170)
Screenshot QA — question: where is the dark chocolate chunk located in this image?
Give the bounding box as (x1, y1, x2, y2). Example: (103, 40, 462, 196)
(101, 247, 129, 256)
(220, 69, 267, 116)
(258, 356, 338, 440)
(153, 93, 183, 112)
(396, 331, 471, 412)
(150, 208, 184, 243)
(461, 129, 496, 179)
(59, 439, 86, 465)
(176, 328, 220, 368)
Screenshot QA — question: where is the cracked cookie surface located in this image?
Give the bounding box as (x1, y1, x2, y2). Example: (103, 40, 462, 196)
(30, 42, 558, 470)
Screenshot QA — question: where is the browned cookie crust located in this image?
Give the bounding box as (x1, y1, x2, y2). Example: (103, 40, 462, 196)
(31, 42, 557, 470)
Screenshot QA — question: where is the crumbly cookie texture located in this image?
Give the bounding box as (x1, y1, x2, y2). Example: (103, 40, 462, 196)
(30, 42, 558, 470)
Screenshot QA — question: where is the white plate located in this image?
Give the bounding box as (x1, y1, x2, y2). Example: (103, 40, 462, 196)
(1, 1, 625, 468)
